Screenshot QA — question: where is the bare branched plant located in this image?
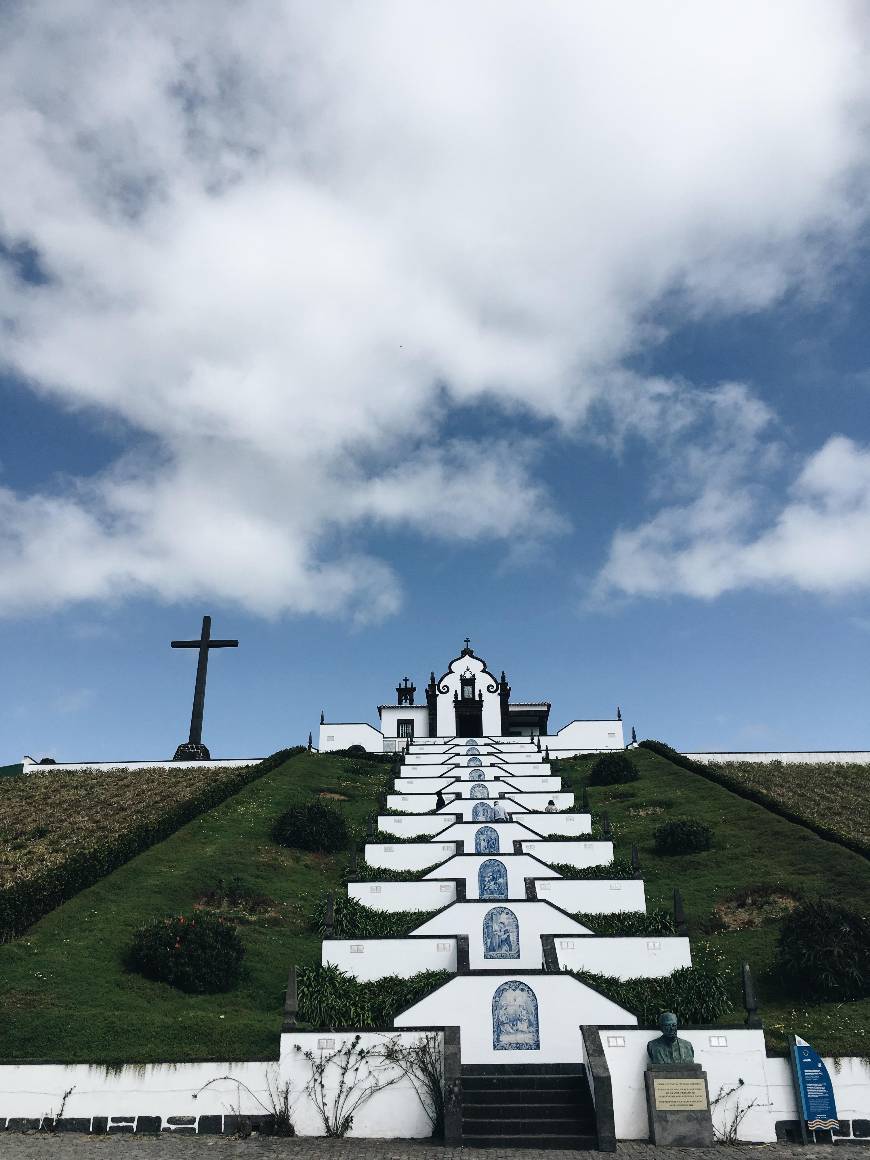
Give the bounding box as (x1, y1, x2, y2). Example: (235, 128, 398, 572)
(296, 1034, 404, 1137)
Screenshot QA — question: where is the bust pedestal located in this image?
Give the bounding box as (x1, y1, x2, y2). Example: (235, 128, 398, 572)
(644, 1063, 714, 1146)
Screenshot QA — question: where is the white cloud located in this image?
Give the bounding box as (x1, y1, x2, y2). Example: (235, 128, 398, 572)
(597, 435, 870, 599)
(1, 2, 869, 617)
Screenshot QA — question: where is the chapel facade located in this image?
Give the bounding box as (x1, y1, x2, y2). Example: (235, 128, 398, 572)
(319, 641, 625, 756)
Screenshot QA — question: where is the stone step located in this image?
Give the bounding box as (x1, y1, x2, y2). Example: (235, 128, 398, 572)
(462, 1074, 587, 1091)
(464, 1107, 595, 1127)
(461, 1062, 586, 1076)
(462, 1133, 598, 1149)
(463, 1089, 586, 1107)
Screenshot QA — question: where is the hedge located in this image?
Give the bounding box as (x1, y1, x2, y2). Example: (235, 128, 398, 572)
(297, 963, 451, 1028)
(0, 746, 304, 941)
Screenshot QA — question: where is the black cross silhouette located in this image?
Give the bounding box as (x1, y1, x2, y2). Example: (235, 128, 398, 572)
(171, 615, 238, 746)
(464, 637, 471, 649)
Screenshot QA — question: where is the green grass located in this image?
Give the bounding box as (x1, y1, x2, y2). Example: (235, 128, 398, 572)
(0, 751, 385, 1064)
(556, 749, 870, 1056)
(0, 763, 22, 779)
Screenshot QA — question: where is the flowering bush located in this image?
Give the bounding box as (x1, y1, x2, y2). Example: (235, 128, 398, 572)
(127, 911, 245, 993)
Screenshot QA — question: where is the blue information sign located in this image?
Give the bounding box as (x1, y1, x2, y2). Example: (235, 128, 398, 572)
(791, 1035, 838, 1131)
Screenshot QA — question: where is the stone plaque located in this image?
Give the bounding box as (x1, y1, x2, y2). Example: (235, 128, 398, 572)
(653, 1078, 708, 1111)
(645, 1064, 714, 1146)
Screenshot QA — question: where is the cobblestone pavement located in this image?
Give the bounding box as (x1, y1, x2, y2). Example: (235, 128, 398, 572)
(0, 1137, 857, 1160)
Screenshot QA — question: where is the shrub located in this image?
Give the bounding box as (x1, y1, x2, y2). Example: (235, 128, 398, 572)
(273, 799, 349, 853)
(344, 745, 368, 756)
(313, 895, 440, 938)
(776, 899, 870, 1001)
(127, 912, 245, 993)
(570, 942, 731, 1024)
(588, 752, 639, 786)
(653, 818, 712, 855)
(297, 963, 451, 1028)
(573, 908, 675, 936)
(547, 858, 636, 880)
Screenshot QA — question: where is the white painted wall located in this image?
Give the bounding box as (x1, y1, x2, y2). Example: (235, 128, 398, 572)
(534, 878, 646, 914)
(554, 936, 691, 978)
(347, 880, 457, 912)
(379, 706, 429, 739)
(434, 654, 502, 736)
(322, 938, 457, 980)
(519, 840, 614, 868)
(395, 974, 637, 1062)
(318, 723, 384, 753)
(499, 776, 562, 792)
(411, 902, 593, 971)
(0, 1033, 445, 1139)
(506, 792, 574, 810)
(517, 814, 592, 837)
(438, 800, 530, 820)
(386, 793, 439, 813)
(597, 1029, 870, 1143)
(424, 854, 560, 899)
(364, 841, 457, 870)
(432, 821, 549, 854)
(376, 815, 456, 838)
(392, 777, 455, 792)
(686, 751, 870, 764)
(549, 720, 624, 751)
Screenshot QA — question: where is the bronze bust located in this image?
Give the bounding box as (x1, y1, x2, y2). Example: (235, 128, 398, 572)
(646, 1011, 695, 1064)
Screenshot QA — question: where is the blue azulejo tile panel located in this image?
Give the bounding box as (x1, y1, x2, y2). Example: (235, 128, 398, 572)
(475, 825, 500, 854)
(472, 801, 493, 821)
(479, 857, 508, 899)
(470, 783, 489, 798)
(483, 905, 520, 958)
(492, 980, 540, 1050)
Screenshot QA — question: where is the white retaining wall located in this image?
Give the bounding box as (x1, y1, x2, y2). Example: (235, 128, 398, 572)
(424, 855, 560, 899)
(433, 821, 549, 855)
(534, 878, 646, 913)
(554, 936, 691, 978)
(322, 938, 457, 980)
(519, 840, 613, 868)
(411, 903, 593, 970)
(0, 1033, 440, 1138)
(395, 975, 637, 1062)
(347, 880, 457, 911)
(376, 815, 456, 838)
(318, 724, 385, 752)
(364, 842, 456, 870)
(599, 1028, 870, 1144)
(518, 814, 592, 837)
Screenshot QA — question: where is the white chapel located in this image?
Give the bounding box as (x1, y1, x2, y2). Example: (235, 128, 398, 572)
(319, 640, 625, 756)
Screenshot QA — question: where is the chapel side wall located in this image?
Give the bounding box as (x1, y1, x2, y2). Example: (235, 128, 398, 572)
(318, 723, 384, 753)
(549, 721, 624, 751)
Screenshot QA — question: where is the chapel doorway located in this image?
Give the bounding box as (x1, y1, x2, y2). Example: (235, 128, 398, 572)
(454, 702, 483, 737)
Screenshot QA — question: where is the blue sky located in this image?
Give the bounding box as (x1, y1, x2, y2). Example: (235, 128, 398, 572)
(3, 3, 870, 761)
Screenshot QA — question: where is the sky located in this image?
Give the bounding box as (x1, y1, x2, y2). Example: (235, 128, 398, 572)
(3, 1, 870, 761)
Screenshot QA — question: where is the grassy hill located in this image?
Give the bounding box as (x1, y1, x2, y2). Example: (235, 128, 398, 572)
(0, 751, 387, 1063)
(0, 763, 23, 778)
(0, 745, 867, 1063)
